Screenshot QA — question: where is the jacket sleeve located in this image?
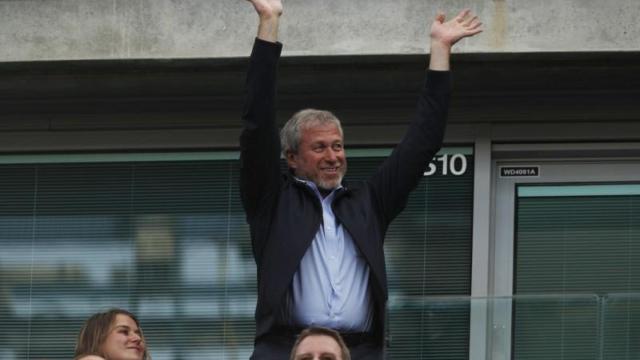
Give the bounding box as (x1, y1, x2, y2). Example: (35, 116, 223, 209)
(368, 70, 451, 227)
(239, 38, 283, 221)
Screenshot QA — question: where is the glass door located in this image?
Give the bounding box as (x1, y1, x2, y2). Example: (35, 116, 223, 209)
(493, 160, 640, 360)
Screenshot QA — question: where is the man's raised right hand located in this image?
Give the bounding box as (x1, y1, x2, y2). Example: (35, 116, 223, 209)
(247, 0, 282, 42)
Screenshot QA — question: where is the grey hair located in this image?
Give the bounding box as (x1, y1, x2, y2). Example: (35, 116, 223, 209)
(280, 109, 344, 156)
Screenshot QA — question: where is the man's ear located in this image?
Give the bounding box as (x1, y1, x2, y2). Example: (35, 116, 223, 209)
(286, 151, 298, 169)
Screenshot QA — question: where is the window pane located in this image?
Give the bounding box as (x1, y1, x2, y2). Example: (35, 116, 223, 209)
(0, 149, 473, 359)
(603, 294, 640, 360)
(347, 150, 474, 359)
(514, 183, 640, 360)
(0, 160, 255, 359)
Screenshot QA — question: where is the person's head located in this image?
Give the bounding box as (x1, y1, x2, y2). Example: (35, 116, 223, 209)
(289, 327, 351, 360)
(281, 109, 347, 190)
(75, 308, 149, 360)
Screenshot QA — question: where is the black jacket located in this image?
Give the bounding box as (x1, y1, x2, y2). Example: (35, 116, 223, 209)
(240, 38, 451, 346)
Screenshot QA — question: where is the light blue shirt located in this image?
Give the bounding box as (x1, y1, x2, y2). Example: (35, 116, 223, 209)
(288, 179, 374, 332)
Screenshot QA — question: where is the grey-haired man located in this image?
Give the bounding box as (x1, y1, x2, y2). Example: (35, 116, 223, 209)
(241, 1, 482, 358)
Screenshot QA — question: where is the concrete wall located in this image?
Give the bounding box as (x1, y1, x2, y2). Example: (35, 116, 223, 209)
(1, 0, 639, 62)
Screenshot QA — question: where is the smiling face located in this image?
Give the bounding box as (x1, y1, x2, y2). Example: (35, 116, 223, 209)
(100, 314, 145, 360)
(287, 123, 347, 190)
(293, 334, 343, 360)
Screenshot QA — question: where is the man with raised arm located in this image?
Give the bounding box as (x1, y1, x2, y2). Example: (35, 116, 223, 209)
(241, 1, 482, 358)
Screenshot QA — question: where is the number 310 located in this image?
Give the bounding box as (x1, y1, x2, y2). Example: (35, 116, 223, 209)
(424, 154, 467, 176)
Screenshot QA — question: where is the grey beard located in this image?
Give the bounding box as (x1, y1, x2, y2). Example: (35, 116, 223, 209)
(315, 174, 343, 191)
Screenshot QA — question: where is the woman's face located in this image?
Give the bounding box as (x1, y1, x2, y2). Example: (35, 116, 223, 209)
(100, 314, 145, 360)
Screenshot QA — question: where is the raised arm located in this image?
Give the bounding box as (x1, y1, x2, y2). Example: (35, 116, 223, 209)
(246, 0, 283, 43)
(369, 10, 482, 226)
(240, 0, 284, 223)
(429, 9, 482, 71)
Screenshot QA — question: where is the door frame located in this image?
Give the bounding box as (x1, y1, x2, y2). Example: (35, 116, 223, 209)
(482, 142, 640, 360)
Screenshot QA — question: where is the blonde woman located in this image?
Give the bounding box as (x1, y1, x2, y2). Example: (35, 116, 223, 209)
(75, 308, 149, 360)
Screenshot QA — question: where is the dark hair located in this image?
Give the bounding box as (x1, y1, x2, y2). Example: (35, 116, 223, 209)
(74, 308, 150, 360)
(289, 326, 351, 360)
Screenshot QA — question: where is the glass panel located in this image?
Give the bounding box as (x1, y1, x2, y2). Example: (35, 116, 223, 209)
(378, 150, 474, 359)
(602, 293, 640, 360)
(512, 295, 600, 360)
(514, 183, 640, 360)
(389, 296, 472, 359)
(0, 160, 255, 360)
(388, 295, 601, 360)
